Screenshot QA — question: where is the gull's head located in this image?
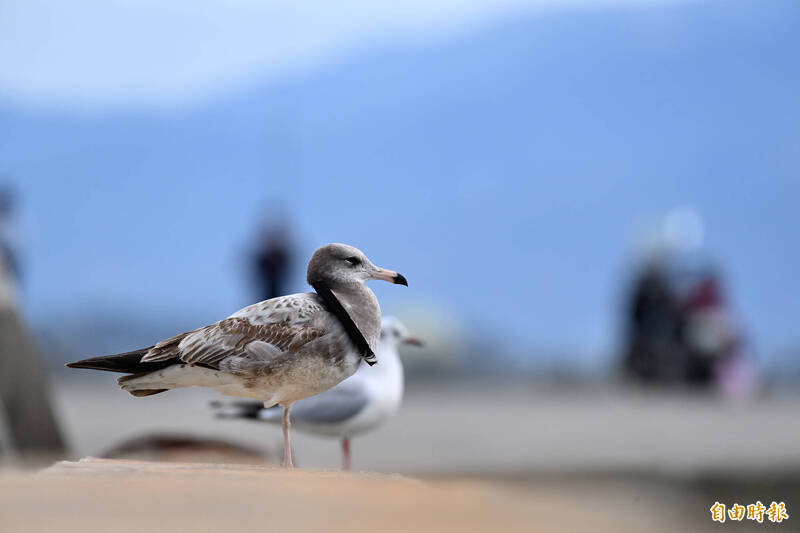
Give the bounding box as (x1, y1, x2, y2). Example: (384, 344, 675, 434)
(307, 243, 408, 287)
(380, 316, 423, 348)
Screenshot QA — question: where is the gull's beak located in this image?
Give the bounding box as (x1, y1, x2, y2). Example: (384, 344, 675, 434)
(403, 337, 423, 347)
(373, 267, 408, 286)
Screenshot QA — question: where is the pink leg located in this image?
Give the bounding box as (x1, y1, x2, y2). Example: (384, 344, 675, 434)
(341, 437, 351, 471)
(281, 404, 293, 468)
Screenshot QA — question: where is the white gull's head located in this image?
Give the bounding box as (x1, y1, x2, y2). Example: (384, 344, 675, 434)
(380, 316, 423, 349)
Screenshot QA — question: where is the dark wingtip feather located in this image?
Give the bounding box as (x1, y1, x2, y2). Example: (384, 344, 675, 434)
(65, 357, 119, 371)
(66, 347, 161, 374)
(65, 358, 111, 369)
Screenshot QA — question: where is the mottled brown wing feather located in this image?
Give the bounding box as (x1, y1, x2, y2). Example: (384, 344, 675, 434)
(140, 294, 325, 368)
(143, 332, 192, 361)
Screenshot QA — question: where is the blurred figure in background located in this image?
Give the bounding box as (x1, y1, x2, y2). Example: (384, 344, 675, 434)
(622, 255, 755, 396)
(0, 184, 65, 462)
(681, 272, 729, 385)
(251, 216, 294, 301)
(0, 184, 21, 293)
(679, 271, 755, 398)
(621, 208, 755, 397)
(622, 258, 682, 384)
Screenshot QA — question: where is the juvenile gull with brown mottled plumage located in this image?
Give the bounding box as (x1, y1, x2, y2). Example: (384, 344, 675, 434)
(67, 243, 408, 468)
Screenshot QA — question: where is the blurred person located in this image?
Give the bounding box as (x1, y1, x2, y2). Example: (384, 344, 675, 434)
(679, 271, 755, 397)
(213, 317, 422, 470)
(680, 273, 729, 384)
(622, 260, 684, 383)
(252, 218, 294, 301)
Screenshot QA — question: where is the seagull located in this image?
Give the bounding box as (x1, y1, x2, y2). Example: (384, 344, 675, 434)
(213, 317, 421, 470)
(67, 243, 408, 468)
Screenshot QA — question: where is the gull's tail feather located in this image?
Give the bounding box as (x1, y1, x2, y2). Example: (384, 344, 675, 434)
(67, 347, 182, 397)
(129, 388, 169, 397)
(115, 371, 169, 397)
(66, 347, 173, 374)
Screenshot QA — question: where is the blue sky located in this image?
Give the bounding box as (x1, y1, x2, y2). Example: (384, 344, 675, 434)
(0, 0, 685, 111)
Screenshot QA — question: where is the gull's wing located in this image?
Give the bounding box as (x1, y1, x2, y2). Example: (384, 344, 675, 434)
(140, 293, 326, 368)
(287, 380, 370, 423)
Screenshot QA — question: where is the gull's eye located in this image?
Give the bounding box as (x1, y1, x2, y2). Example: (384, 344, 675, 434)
(345, 256, 362, 266)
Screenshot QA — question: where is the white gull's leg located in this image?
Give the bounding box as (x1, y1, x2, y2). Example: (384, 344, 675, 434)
(341, 437, 351, 471)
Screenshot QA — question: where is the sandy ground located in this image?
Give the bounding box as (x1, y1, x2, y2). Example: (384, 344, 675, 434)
(2, 379, 796, 531)
(0, 458, 744, 533)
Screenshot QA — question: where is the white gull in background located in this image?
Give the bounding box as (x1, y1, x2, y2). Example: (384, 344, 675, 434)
(67, 243, 408, 468)
(214, 317, 420, 470)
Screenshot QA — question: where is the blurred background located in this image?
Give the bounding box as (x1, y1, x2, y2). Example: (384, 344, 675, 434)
(1, 0, 799, 529)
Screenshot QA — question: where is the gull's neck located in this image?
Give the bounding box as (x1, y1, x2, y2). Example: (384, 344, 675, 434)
(331, 282, 381, 353)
